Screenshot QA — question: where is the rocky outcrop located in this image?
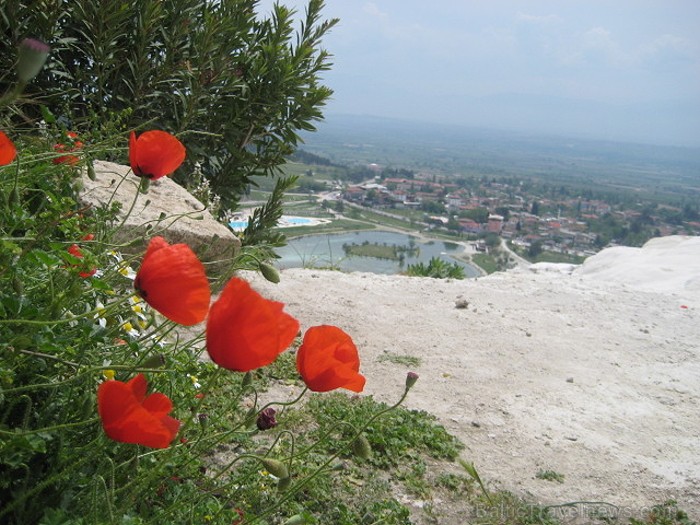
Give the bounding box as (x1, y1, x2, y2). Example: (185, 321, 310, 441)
(79, 160, 239, 263)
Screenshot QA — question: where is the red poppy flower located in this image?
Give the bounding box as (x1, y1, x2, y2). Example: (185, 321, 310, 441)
(134, 236, 210, 326)
(53, 131, 83, 165)
(206, 277, 299, 372)
(296, 325, 366, 393)
(97, 374, 180, 449)
(129, 130, 186, 180)
(67, 243, 97, 278)
(0, 131, 17, 165)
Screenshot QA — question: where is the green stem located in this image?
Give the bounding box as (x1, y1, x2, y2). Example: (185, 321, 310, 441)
(0, 294, 131, 325)
(1, 365, 175, 395)
(243, 385, 413, 525)
(18, 348, 80, 368)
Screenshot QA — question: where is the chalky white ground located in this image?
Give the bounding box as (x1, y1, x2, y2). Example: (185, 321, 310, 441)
(244, 235, 700, 515)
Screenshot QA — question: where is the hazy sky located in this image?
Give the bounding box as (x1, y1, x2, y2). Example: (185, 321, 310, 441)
(256, 1, 700, 146)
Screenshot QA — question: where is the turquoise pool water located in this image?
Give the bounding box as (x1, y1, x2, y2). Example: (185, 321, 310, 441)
(285, 217, 313, 225)
(229, 216, 314, 230)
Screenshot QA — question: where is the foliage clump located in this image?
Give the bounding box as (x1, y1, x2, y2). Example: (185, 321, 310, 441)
(0, 0, 336, 215)
(406, 256, 466, 279)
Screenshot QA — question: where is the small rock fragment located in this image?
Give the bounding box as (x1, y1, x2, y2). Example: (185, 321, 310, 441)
(455, 299, 469, 309)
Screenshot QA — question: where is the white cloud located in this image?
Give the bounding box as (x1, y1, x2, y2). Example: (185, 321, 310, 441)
(363, 2, 387, 18)
(517, 12, 562, 24)
(557, 26, 633, 67)
(641, 34, 695, 60)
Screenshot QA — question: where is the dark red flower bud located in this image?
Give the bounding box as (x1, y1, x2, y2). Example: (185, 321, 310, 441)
(256, 407, 277, 431)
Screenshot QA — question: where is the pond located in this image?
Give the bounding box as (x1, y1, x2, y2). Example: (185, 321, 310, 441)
(274, 230, 481, 277)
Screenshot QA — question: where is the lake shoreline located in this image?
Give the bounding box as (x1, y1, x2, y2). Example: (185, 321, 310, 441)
(275, 229, 484, 277)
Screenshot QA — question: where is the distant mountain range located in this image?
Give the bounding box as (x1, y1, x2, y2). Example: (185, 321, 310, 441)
(298, 113, 700, 188)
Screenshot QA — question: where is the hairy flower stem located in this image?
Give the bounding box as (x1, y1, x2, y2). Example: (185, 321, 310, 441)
(0, 293, 131, 325)
(2, 365, 175, 396)
(0, 417, 99, 438)
(243, 387, 414, 525)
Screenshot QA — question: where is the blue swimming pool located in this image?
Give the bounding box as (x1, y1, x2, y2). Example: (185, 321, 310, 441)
(229, 220, 248, 230)
(229, 216, 315, 231)
(284, 217, 313, 225)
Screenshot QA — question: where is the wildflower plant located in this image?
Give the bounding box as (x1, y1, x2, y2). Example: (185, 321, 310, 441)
(0, 42, 419, 525)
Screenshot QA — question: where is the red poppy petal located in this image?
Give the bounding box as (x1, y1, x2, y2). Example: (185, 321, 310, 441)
(160, 415, 181, 438)
(0, 131, 17, 166)
(109, 409, 178, 449)
(129, 131, 140, 175)
(67, 244, 83, 258)
(143, 235, 169, 258)
(98, 375, 180, 449)
(131, 130, 186, 180)
(297, 325, 365, 392)
(127, 373, 148, 402)
(206, 278, 299, 372)
(98, 379, 137, 427)
(142, 392, 173, 416)
(303, 363, 366, 393)
(134, 237, 210, 325)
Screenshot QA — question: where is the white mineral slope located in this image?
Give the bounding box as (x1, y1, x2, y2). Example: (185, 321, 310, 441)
(246, 236, 700, 515)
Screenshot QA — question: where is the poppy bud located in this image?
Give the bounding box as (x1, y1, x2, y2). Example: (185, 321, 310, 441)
(241, 372, 253, 388)
(282, 513, 306, 524)
(16, 38, 50, 82)
(260, 457, 289, 479)
(259, 262, 280, 283)
(351, 434, 372, 460)
(256, 407, 277, 431)
(12, 276, 23, 296)
(139, 177, 151, 194)
(9, 187, 20, 207)
(405, 371, 419, 390)
(142, 353, 166, 368)
(242, 406, 258, 429)
(197, 413, 209, 429)
(277, 476, 292, 492)
(87, 163, 97, 181)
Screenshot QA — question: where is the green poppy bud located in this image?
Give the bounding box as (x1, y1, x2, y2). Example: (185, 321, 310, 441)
(259, 262, 280, 283)
(282, 514, 307, 525)
(9, 187, 20, 207)
(16, 38, 50, 83)
(260, 457, 289, 479)
(139, 177, 151, 194)
(12, 276, 23, 296)
(277, 476, 292, 492)
(87, 163, 97, 181)
(351, 434, 372, 460)
(243, 405, 257, 428)
(141, 353, 165, 368)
